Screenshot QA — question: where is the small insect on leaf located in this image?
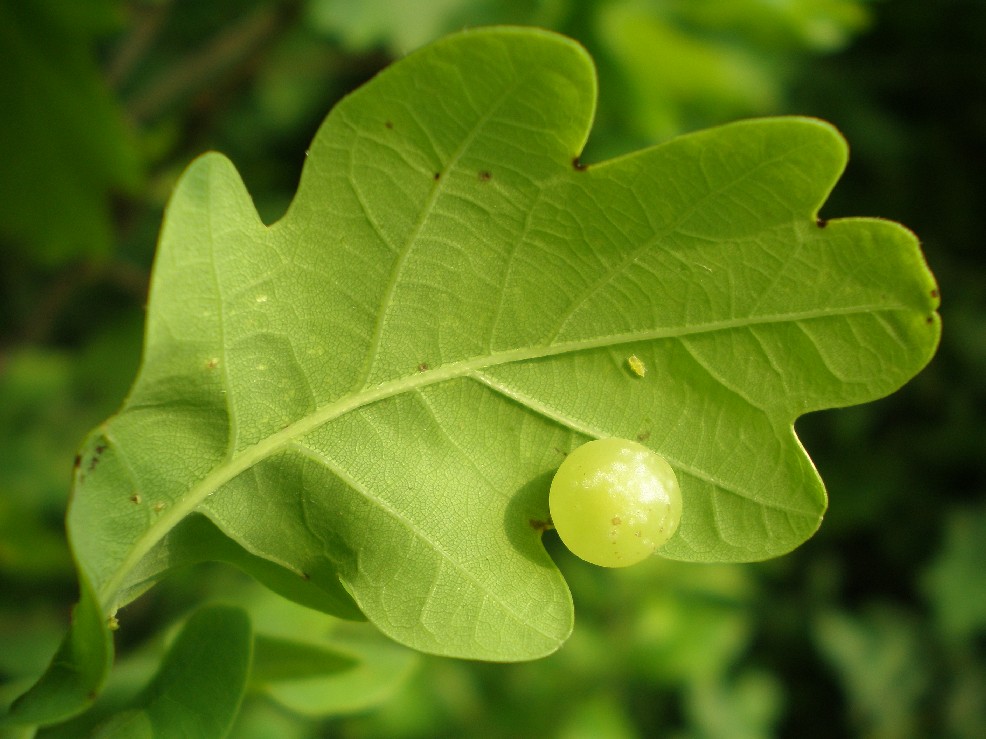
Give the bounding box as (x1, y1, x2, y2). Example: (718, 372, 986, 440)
(627, 354, 646, 378)
(549, 438, 682, 568)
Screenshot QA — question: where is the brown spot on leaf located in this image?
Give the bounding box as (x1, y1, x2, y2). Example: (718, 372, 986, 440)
(478, 170, 492, 181)
(384, 120, 394, 129)
(530, 518, 554, 532)
(87, 444, 107, 471)
(301, 571, 311, 581)
(572, 157, 588, 171)
(130, 493, 141, 505)
(816, 217, 828, 228)
(73, 454, 82, 469)
(636, 431, 651, 442)
(930, 288, 940, 299)
(611, 516, 622, 525)
(433, 172, 441, 181)
(417, 362, 429, 372)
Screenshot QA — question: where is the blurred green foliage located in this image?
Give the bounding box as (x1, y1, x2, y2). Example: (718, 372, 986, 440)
(1, 0, 983, 736)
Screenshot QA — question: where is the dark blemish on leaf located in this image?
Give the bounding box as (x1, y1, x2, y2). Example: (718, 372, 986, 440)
(384, 120, 393, 129)
(931, 288, 940, 299)
(611, 516, 621, 525)
(73, 454, 81, 469)
(816, 217, 828, 228)
(636, 431, 651, 442)
(478, 170, 492, 181)
(572, 157, 588, 171)
(88, 691, 98, 702)
(926, 316, 935, 324)
(205, 358, 219, 369)
(301, 571, 311, 581)
(554, 446, 567, 456)
(130, 493, 141, 505)
(417, 362, 429, 372)
(153, 502, 166, 513)
(530, 518, 554, 532)
(433, 172, 441, 181)
(95, 443, 107, 455)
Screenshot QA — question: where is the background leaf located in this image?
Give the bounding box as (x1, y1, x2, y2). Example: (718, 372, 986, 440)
(244, 588, 418, 718)
(0, 576, 110, 728)
(61, 27, 938, 666)
(28, 578, 409, 737)
(91, 604, 251, 739)
(0, 0, 140, 266)
(813, 607, 929, 738)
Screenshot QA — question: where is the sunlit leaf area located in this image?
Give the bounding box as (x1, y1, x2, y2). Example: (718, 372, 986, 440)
(1, 1, 982, 737)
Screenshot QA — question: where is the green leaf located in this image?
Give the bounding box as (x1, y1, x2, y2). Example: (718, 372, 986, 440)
(556, 694, 637, 739)
(814, 607, 929, 737)
(245, 589, 418, 717)
(62, 26, 937, 666)
(0, 575, 110, 727)
(685, 669, 783, 739)
(922, 506, 986, 642)
(90, 709, 152, 739)
(251, 636, 355, 683)
(0, 0, 140, 265)
(91, 605, 252, 739)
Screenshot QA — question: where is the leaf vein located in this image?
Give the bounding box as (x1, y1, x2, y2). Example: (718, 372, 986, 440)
(291, 442, 555, 641)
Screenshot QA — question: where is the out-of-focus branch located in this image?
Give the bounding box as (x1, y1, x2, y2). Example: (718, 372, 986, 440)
(106, 0, 174, 89)
(125, 3, 292, 124)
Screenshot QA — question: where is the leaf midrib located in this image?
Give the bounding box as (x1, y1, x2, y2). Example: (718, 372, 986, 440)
(97, 301, 908, 610)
